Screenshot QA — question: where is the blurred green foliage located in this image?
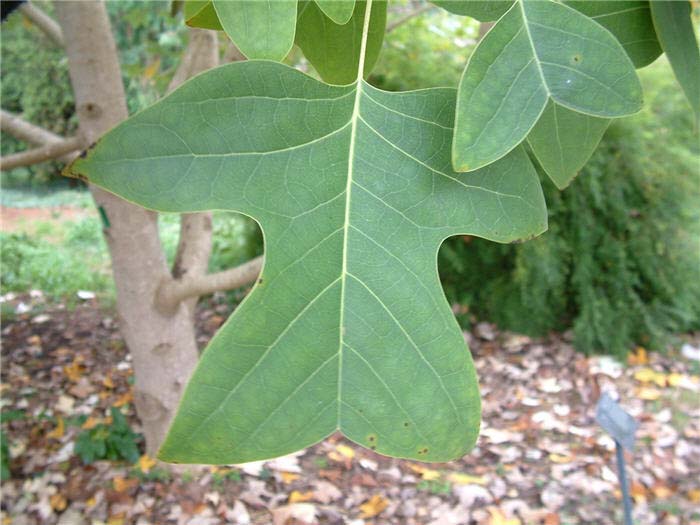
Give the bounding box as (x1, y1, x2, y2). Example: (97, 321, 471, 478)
(440, 59, 700, 357)
(1, 431, 10, 481)
(0, 225, 112, 303)
(0, 2, 77, 186)
(0, 207, 260, 305)
(0, 1, 185, 186)
(370, 5, 477, 91)
(106, 0, 187, 114)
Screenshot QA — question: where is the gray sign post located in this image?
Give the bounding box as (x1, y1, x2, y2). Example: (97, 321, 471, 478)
(596, 393, 638, 525)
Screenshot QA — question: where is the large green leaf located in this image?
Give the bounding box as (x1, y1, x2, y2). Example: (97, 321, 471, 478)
(66, 15, 547, 461)
(452, 0, 643, 173)
(432, 0, 513, 22)
(296, 0, 387, 85)
(526, 102, 609, 189)
(212, 0, 298, 61)
(650, 0, 700, 127)
(565, 1, 661, 68)
(315, 0, 356, 24)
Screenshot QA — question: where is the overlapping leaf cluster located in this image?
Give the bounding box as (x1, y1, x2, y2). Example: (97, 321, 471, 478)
(66, 0, 700, 464)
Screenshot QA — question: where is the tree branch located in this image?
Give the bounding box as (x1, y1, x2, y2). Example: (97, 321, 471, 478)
(387, 5, 432, 33)
(1, 109, 63, 145)
(156, 255, 264, 314)
(20, 2, 64, 47)
(1, 109, 79, 164)
(0, 136, 83, 171)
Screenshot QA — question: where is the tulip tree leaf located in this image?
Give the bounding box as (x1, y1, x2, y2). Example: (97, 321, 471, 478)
(296, 0, 387, 85)
(432, 0, 513, 22)
(66, 48, 547, 464)
(184, 0, 360, 55)
(211, 0, 298, 61)
(183, 0, 222, 30)
(452, 0, 643, 173)
(650, 0, 700, 127)
(526, 102, 609, 189)
(315, 0, 356, 24)
(564, 1, 661, 68)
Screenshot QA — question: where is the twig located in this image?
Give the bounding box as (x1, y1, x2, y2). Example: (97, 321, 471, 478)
(156, 255, 264, 314)
(19, 2, 64, 47)
(1, 109, 79, 164)
(1, 109, 65, 146)
(387, 5, 432, 33)
(0, 136, 83, 170)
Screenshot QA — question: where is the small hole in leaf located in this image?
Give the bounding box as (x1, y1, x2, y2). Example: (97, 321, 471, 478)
(370, 445, 377, 450)
(418, 447, 429, 455)
(367, 434, 376, 442)
(571, 54, 582, 65)
(403, 422, 410, 427)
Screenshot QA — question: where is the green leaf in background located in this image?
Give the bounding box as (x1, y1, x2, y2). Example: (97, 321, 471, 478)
(183, 0, 359, 43)
(452, 0, 643, 173)
(526, 102, 610, 189)
(315, 0, 356, 24)
(296, 0, 387, 85)
(212, 0, 298, 60)
(183, 0, 222, 30)
(650, 0, 700, 127)
(564, 1, 661, 68)
(432, 0, 513, 22)
(66, 53, 547, 462)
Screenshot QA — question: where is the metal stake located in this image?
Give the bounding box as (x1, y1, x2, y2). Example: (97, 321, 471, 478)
(615, 439, 633, 525)
(595, 393, 638, 525)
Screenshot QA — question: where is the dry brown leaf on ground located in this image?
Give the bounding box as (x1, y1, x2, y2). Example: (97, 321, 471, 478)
(63, 357, 85, 382)
(310, 480, 342, 504)
(112, 476, 138, 493)
(137, 454, 157, 474)
(359, 494, 389, 518)
(288, 491, 315, 503)
(271, 503, 317, 525)
(486, 506, 521, 525)
(46, 417, 64, 440)
(279, 471, 300, 484)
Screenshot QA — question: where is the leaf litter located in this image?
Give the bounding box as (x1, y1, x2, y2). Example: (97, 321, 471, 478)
(1, 293, 699, 524)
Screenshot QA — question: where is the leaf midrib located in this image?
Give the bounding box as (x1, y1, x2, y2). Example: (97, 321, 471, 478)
(517, 0, 548, 95)
(336, 0, 373, 426)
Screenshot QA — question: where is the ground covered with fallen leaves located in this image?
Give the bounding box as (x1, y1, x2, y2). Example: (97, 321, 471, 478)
(1, 292, 699, 525)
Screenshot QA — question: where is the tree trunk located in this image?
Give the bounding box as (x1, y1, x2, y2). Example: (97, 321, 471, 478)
(54, 1, 201, 456)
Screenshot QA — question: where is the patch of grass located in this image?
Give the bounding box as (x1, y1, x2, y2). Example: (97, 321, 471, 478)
(652, 501, 683, 516)
(0, 227, 113, 303)
(2, 193, 262, 306)
(1, 431, 10, 481)
(313, 457, 329, 469)
(1, 409, 26, 422)
(211, 467, 242, 488)
(131, 466, 172, 483)
(0, 187, 93, 208)
(417, 479, 452, 495)
(180, 470, 194, 483)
